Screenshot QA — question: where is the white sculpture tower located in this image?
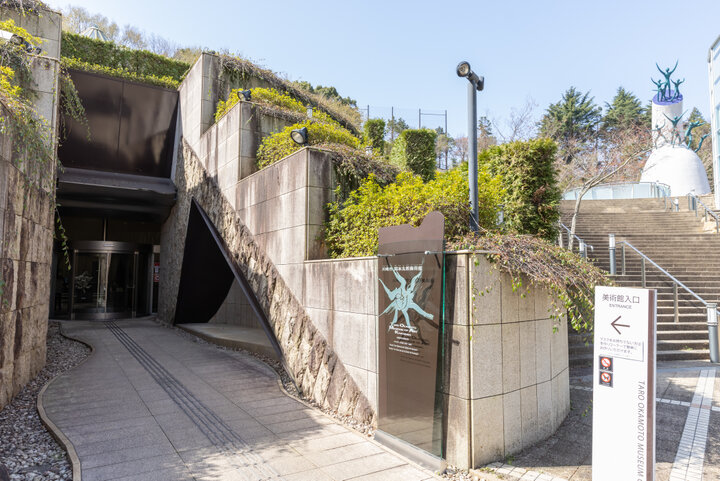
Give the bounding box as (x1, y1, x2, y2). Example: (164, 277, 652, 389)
(640, 63, 710, 196)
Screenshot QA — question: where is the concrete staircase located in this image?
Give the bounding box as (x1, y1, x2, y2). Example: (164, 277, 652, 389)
(560, 196, 720, 364)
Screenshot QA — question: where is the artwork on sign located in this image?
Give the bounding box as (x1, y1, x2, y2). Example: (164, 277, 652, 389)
(377, 211, 445, 459)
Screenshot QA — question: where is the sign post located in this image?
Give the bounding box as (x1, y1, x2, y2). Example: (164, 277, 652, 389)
(376, 211, 445, 468)
(592, 286, 656, 481)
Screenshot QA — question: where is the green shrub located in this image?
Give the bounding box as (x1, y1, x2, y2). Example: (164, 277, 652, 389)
(256, 120, 360, 169)
(479, 138, 561, 240)
(389, 129, 437, 181)
(363, 118, 386, 155)
(325, 168, 504, 258)
(61, 57, 179, 89)
(61, 32, 190, 83)
(220, 55, 362, 134)
(216, 87, 305, 122)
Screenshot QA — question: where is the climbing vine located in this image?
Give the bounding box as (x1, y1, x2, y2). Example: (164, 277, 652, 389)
(0, 18, 87, 270)
(0, 0, 47, 15)
(449, 232, 611, 332)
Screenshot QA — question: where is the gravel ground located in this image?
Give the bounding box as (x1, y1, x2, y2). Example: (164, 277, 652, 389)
(0, 322, 90, 481)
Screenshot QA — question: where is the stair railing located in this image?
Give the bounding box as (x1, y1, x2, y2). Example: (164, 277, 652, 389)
(609, 235, 719, 362)
(558, 222, 594, 258)
(686, 193, 720, 233)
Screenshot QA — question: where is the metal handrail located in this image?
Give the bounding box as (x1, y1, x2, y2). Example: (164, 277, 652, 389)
(619, 240, 707, 307)
(687, 193, 720, 233)
(611, 236, 720, 362)
(559, 223, 594, 253)
(563, 181, 671, 201)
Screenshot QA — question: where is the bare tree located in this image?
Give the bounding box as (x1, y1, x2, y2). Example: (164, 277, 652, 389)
(450, 136, 468, 166)
(147, 33, 178, 57)
(119, 25, 147, 50)
(493, 97, 538, 143)
(557, 126, 651, 249)
(173, 47, 204, 64)
(61, 5, 119, 39)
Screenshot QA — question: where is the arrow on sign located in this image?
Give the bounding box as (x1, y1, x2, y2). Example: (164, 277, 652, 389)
(611, 315, 630, 335)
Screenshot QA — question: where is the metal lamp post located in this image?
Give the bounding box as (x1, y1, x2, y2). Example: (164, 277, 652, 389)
(608, 234, 616, 275)
(456, 61, 484, 232)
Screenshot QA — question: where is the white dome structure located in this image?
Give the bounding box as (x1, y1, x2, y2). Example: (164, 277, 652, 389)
(639, 63, 711, 196)
(640, 145, 710, 195)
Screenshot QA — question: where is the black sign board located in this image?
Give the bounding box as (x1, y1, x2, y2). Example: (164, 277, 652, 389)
(377, 211, 445, 458)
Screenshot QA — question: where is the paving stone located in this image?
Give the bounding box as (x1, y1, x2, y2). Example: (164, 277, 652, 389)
(43, 320, 435, 481)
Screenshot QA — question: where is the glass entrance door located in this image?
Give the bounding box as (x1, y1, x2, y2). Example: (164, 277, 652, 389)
(68, 242, 153, 320)
(72, 253, 108, 314)
(107, 253, 134, 316)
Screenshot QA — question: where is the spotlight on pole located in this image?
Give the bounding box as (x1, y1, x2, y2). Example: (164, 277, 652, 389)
(237, 89, 251, 101)
(456, 61, 484, 91)
(456, 60, 485, 232)
(290, 126, 308, 145)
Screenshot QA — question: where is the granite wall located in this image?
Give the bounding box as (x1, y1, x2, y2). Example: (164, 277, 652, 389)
(442, 253, 570, 467)
(0, 6, 61, 409)
(159, 140, 375, 424)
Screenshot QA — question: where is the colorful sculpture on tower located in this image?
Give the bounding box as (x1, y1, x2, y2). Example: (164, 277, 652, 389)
(640, 62, 711, 195)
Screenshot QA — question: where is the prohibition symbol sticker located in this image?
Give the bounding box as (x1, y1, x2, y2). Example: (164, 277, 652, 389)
(599, 356, 613, 371)
(600, 371, 613, 387)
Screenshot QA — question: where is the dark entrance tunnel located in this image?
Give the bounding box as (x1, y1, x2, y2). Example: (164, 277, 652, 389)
(174, 199, 287, 365)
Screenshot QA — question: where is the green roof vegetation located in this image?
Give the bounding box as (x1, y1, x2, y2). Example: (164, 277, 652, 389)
(219, 55, 361, 135)
(60, 31, 190, 87)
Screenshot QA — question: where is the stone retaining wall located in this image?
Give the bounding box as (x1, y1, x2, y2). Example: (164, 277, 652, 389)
(0, 6, 60, 410)
(442, 253, 570, 467)
(158, 140, 374, 424)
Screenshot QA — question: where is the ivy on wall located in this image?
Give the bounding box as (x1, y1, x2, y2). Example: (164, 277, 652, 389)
(451, 232, 610, 332)
(0, 19, 54, 187)
(0, 19, 85, 269)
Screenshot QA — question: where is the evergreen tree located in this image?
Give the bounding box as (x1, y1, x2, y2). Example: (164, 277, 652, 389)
(602, 87, 645, 133)
(539, 87, 601, 163)
(477, 116, 496, 151)
(640, 100, 652, 129)
(387, 117, 410, 138)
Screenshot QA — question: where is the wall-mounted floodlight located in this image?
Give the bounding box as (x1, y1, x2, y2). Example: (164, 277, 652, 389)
(237, 89, 251, 101)
(457, 60, 485, 232)
(0, 30, 40, 54)
(306, 105, 313, 118)
(290, 127, 308, 145)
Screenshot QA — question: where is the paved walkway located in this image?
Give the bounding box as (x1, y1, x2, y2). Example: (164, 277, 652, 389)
(482, 362, 720, 481)
(42, 319, 437, 481)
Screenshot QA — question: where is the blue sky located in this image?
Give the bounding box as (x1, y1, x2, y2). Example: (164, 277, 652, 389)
(55, 0, 720, 137)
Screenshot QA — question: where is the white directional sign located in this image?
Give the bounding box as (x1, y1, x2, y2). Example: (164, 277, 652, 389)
(592, 286, 656, 481)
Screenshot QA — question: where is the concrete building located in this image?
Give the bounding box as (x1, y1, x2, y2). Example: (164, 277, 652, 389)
(710, 35, 720, 208)
(0, 9, 570, 469)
